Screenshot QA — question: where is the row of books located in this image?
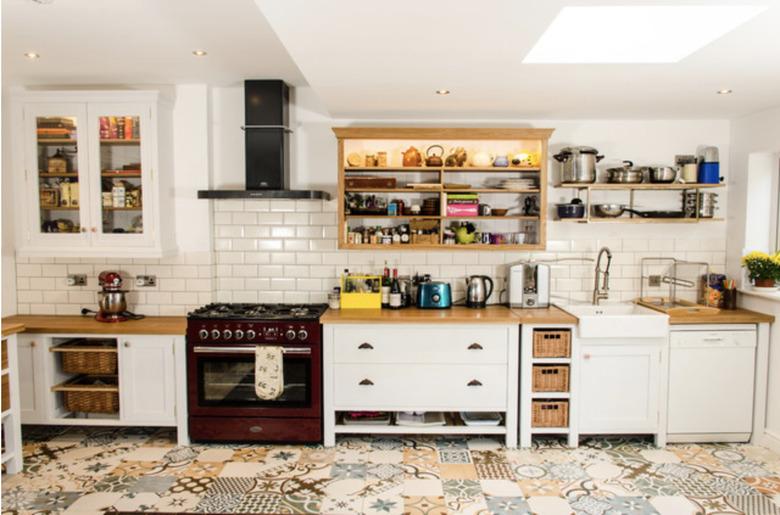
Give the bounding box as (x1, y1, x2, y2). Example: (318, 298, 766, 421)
(99, 116, 140, 140)
(37, 117, 76, 140)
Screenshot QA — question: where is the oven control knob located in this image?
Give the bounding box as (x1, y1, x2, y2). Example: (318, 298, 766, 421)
(222, 329, 232, 340)
(198, 329, 209, 340)
(246, 329, 256, 340)
(211, 329, 220, 340)
(234, 329, 244, 340)
(285, 329, 297, 341)
(297, 329, 308, 341)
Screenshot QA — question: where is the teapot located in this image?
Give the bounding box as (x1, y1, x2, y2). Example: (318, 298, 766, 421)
(425, 145, 444, 167)
(445, 147, 467, 167)
(471, 151, 494, 168)
(402, 146, 422, 167)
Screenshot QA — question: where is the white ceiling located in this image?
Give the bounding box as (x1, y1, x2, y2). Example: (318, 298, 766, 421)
(3, 0, 780, 119)
(1, 0, 304, 86)
(256, 0, 780, 119)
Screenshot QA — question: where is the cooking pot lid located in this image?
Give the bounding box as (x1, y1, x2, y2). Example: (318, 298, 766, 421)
(560, 146, 599, 154)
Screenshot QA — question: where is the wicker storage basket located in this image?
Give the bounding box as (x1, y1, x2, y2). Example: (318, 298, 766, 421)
(52, 375, 119, 414)
(52, 339, 117, 375)
(532, 400, 569, 427)
(532, 329, 571, 358)
(532, 365, 570, 392)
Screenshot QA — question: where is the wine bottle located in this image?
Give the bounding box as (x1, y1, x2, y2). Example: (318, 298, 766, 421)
(381, 262, 390, 308)
(389, 268, 402, 309)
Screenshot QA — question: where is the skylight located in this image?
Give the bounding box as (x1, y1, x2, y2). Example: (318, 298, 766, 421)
(523, 5, 766, 64)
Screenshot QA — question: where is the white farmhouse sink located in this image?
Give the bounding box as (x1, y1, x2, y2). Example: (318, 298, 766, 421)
(561, 303, 669, 338)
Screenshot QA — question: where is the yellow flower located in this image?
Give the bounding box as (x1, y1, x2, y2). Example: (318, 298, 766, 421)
(742, 251, 771, 266)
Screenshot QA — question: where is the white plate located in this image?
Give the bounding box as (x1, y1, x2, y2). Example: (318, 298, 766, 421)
(752, 286, 779, 292)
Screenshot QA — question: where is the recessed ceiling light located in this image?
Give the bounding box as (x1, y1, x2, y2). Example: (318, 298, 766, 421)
(192, 50, 207, 57)
(24, 52, 40, 59)
(435, 89, 450, 95)
(523, 5, 766, 63)
(717, 89, 733, 95)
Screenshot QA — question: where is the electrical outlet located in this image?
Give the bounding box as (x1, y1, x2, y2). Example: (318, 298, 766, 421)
(135, 275, 156, 287)
(66, 274, 87, 287)
(648, 275, 662, 287)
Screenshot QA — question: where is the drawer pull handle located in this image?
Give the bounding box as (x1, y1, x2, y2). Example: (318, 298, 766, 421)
(467, 379, 483, 387)
(468, 343, 483, 350)
(358, 343, 374, 350)
(359, 379, 374, 386)
(249, 425, 263, 433)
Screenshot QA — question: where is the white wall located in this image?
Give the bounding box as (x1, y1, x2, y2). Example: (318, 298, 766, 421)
(728, 105, 780, 452)
(727, 106, 780, 279)
(2, 87, 18, 316)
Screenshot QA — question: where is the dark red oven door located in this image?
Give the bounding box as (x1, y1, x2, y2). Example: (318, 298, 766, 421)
(187, 342, 321, 419)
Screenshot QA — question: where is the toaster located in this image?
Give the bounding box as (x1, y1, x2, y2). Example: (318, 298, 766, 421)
(509, 263, 550, 308)
(417, 282, 452, 309)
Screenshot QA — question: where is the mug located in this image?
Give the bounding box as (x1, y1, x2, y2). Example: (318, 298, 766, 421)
(681, 163, 698, 183)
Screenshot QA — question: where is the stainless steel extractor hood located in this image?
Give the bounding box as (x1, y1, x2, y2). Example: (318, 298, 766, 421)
(198, 80, 330, 200)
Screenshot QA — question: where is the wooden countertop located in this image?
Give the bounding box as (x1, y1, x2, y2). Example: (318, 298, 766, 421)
(2, 323, 25, 338)
(321, 305, 577, 324)
(668, 307, 774, 325)
(1, 315, 187, 335)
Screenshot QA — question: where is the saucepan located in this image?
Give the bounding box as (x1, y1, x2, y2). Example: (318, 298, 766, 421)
(641, 166, 678, 183)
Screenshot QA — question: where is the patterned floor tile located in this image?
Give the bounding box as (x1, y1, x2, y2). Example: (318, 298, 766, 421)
(526, 495, 573, 515)
(439, 463, 478, 480)
(403, 479, 444, 497)
(7, 428, 780, 515)
(403, 495, 448, 515)
(518, 478, 563, 497)
(362, 495, 404, 515)
(485, 495, 533, 515)
(320, 494, 364, 514)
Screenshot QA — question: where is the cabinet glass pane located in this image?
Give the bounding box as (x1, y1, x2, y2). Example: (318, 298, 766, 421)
(36, 116, 80, 234)
(98, 115, 143, 234)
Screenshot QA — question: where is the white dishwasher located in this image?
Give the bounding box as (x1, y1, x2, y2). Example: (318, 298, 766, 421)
(668, 329, 756, 442)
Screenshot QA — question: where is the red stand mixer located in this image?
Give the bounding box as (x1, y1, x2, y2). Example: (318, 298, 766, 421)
(96, 271, 129, 322)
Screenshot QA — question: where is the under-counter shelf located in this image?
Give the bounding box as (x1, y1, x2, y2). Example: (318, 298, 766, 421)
(346, 166, 541, 173)
(334, 412, 507, 435)
(558, 217, 723, 224)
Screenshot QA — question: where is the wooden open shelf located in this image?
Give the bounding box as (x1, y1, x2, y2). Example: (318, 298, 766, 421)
(37, 139, 77, 145)
(558, 182, 724, 190)
(39, 172, 79, 178)
(40, 206, 79, 211)
(345, 166, 541, 173)
(559, 217, 723, 224)
(345, 214, 539, 220)
(99, 139, 140, 145)
(102, 207, 142, 211)
(101, 171, 141, 178)
(335, 127, 553, 251)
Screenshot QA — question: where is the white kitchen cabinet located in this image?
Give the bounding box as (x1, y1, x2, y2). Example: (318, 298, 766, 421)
(119, 336, 176, 425)
(579, 342, 662, 435)
(668, 327, 756, 442)
(12, 90, 175, 258)
(15, 333, 187, 445)
(323, 324, 519, 447)
(16, 335, 46, 424)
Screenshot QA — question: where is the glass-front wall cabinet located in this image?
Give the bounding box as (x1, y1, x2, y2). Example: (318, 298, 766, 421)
(18, 92, 170, 257)
(36, 115, 82, 235)
(96, 113, 144, 235)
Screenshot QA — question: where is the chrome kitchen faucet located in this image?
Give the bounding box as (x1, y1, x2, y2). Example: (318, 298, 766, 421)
(592, 247, 613, 305)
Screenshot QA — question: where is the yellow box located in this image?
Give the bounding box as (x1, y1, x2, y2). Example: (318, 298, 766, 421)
(341, 274, 382, 309)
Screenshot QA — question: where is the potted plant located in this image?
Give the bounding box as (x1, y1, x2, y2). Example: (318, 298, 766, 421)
(741, 251, 780, 287)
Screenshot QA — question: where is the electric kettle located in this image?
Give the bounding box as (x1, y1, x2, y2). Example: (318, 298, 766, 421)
(465, 275, 494, 308)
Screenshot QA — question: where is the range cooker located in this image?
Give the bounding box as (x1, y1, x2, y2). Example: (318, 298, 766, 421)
(186, 303, 328, 443)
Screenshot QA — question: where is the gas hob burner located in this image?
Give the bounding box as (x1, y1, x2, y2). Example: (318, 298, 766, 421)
(188, 303, 328, 321)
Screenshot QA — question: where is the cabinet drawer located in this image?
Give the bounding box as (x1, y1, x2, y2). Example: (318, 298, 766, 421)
(333, 364, 507, 409)
(333, 326, 509, 364)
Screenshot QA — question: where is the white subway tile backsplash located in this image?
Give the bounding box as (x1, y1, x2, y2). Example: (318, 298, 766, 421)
(15, 199, 729, 314)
